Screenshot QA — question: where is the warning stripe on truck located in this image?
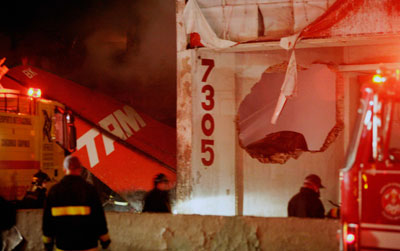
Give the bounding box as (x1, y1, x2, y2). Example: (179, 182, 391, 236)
(0, 160, 40, 169)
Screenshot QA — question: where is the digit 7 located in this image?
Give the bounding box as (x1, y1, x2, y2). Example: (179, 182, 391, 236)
(201, 59, 215, 82)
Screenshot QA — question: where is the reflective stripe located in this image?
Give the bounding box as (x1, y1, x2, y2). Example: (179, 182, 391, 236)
(99, 233, 110, 242)
(51, 206, 91, 216)
(42, 235, 53, 244)
(55, 247, 98, 251)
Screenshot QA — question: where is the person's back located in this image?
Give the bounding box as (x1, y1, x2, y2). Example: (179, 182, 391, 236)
(142, 173, 171, 213)
(42, 155, 110, 251)
(287, 174, 325, 218)
(288, 187, 325, 218)
(20, 187, 47, 209)
(143, 188, 171, 213)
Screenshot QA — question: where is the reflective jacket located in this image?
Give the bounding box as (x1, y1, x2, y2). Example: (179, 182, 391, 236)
(42, 175, 110, 251)
(287, 187, 325, 218)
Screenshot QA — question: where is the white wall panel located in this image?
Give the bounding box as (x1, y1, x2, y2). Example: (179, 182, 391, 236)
(259, 3, 293, 38)
(191, 0, 333, 41)
(177, 51, 237, 215)
(293, 0, 333, 33)
(202, 5, 258, 41)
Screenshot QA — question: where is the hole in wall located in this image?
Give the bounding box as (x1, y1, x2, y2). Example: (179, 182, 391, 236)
(237, 63, 343, 164)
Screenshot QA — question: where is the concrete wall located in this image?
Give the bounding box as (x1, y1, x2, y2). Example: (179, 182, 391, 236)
(15, 210, 340, 251)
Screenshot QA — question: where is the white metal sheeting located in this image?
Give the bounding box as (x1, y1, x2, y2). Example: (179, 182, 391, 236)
(193, 0, 335, 41)
(183, 0, 238, 49)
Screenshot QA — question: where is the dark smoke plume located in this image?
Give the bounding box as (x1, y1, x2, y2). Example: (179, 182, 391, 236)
(0, 0, 177, 126)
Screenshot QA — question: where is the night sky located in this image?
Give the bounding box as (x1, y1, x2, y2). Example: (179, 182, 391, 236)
(0, 0, 177, 126)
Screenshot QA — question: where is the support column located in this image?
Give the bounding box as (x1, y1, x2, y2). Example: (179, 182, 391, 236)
(176, 0, 193, 208)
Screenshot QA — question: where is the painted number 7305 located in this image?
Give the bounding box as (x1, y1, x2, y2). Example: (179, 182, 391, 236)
(200, 59, 215, 166)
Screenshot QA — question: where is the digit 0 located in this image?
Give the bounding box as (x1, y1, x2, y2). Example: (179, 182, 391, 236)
(201, 113, 214, 137)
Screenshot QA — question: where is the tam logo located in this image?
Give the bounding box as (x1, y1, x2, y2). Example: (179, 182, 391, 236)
(76, 105, 146, 167)
(381, 183, 400, 220)
(22, 68, 37, 79)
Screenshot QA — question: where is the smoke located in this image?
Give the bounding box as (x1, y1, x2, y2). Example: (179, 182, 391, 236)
(0, 0, 177, 126)
(75, 0, 177, 126)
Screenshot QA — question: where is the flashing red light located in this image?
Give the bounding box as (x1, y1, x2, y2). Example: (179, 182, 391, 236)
(372, 74, 386, 84)
(346, 233, 356, 244)
(28, 88, 41, 98)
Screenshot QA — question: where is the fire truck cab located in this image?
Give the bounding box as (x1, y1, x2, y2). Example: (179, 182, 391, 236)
(0, 87, 75, 201)
(341, 69, 400, 250)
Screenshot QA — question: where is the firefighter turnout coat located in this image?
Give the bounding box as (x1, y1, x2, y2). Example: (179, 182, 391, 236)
(42, 175, 110, 251)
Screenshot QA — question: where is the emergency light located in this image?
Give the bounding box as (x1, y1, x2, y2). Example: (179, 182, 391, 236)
(28, 88, 41, 98)
(372, 68, 400, 83)
(343, 223, 358, 250)
(372, 74, 386, 84)
(346, 233, 355, 244)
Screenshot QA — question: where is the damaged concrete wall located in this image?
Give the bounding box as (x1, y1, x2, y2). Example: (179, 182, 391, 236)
(236, 47, 345, 217)
(176, 46, 345, 217)
(15, 210, 340, 251)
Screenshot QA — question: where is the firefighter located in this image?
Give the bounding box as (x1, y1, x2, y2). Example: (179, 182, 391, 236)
(287, 174, 325, 218)
(42, 155, 111, 251)
(20, 170, 50, 209)
(142, 173, 172, 213)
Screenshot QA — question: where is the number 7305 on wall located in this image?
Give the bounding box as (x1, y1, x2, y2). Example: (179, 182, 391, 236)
(200, 58, 215, 167)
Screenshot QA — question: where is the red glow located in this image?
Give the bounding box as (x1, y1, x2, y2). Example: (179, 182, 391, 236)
(346, 233, 356, 244)
(28, 88, 41, 98)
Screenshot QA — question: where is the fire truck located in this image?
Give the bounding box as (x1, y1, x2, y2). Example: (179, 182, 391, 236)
(341, 68, 400, 250)
(0, 62, 176, 210)
(0, 82, 75, 201)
